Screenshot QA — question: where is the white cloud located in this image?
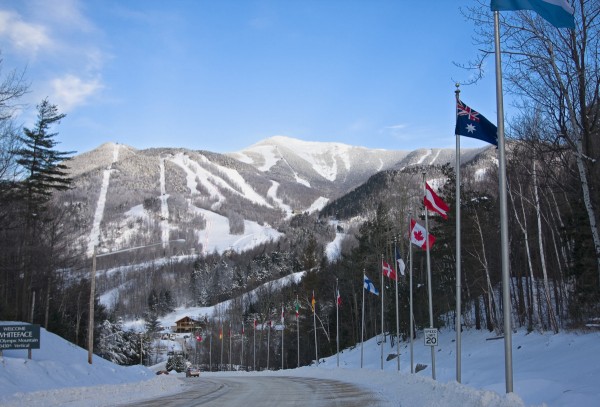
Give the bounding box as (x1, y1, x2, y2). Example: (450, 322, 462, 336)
(51, 74, 103, 112)
(0, 10, 53, 55)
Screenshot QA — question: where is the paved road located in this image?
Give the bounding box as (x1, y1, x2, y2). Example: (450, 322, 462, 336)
(125, 376, 381, 407)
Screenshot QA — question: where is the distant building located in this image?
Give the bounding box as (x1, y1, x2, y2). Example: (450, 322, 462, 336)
(173, 316, 202, 333)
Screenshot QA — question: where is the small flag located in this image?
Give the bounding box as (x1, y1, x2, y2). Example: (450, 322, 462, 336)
(491, 0, 575, 29)
(395, 247, 406, 277)
(424, 182, 449, 219)
(336, 289, 342, 306)
(242, 322, 245, 335)
(219, 326, 223, 340)
(410, 219, 436, 250)
(295, 301, 300, 318)
(363, 274, 379, 296)
(254, 318, 257, 329)
(382, 260, 397, 281)
(311, 290, 316, 313)
(281, 305, 285, 325)
(455, 99, 498, 146)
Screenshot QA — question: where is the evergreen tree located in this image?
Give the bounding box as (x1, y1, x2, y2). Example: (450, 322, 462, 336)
(14, 99, 73, 212)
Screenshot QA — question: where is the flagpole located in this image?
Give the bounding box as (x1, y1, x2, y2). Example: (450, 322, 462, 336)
(229, 323, 232, 371)
(281, 303, 284, 371)
(394, 239, 400, 372)
(494, 10, 513, 393)
(361, 273, 365, 368)
(336, 278, 340, 368)
(296, 295, 300, 368)
(241, 321, 244, 368)
(253, 318, 256, 371)
(455, 83, 462, 384)
(220, 320, 223, 371)
(380, 254, 384, 370)
(423, 172, 436, 380)
(313, 290, 318, 366)
(209, 331, 212, 371)
(408, 211, 414, 374)
(267, 319, 271, 370)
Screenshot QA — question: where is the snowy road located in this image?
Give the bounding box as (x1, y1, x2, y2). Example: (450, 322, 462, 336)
(124, 376, 381, 407)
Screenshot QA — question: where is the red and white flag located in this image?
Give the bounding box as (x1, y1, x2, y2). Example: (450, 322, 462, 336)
(382, 260, 397, 280)
(424, 182, 449, 219)
(410, 219, 436, 250)
(336, 289, 342, 306)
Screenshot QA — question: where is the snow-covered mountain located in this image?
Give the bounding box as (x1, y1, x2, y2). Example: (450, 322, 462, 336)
(62, 137, 490, 258)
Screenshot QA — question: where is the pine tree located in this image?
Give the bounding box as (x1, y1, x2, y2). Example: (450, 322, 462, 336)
(15, 99, 73, 213)
(10, 99, 74, 322)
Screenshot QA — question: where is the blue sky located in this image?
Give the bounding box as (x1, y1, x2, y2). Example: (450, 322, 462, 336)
(1, 0, 503, 155)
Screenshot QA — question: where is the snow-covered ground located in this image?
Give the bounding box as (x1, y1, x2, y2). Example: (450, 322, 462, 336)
(1, 318, 598, 406)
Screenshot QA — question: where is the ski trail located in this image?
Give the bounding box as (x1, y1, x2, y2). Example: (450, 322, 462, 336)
(87, 143, 119, 257)
(430, 149, 441, 165)
(417, 149, 432, 164)
(159, 157, 170, 247)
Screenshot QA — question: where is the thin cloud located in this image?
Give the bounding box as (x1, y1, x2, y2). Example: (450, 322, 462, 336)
(51, 74, 103, 112)
(0, 10, 53, 56)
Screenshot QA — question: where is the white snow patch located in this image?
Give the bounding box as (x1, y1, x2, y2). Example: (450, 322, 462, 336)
(267, 181, 293, 219)
(306, 196, 329, 214)
(191, 205, 282, 255)
(417, 149, 432, 164)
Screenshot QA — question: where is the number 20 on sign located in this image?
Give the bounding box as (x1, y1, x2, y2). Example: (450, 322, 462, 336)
(424, 328, 438, 347)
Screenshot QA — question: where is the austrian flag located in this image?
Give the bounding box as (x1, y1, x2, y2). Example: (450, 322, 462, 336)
(424, 182, 449, 219)
(410, 219, 435, 250)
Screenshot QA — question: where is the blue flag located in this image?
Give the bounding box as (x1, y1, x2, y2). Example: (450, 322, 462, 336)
(363, 275, 379, 296)
(491, 0, 575, 29)
(455, 99, 498, 146)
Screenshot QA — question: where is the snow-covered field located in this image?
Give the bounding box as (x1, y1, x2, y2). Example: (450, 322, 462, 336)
(1, 319, 598, 406)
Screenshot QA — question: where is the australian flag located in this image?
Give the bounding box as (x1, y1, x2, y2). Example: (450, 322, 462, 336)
(455, 99, 498, 146)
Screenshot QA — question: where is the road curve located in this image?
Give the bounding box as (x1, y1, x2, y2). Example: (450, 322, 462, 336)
(125, 375, 381, 407)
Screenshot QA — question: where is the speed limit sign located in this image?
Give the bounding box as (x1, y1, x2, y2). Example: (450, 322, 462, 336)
(424, 328, 438, 347)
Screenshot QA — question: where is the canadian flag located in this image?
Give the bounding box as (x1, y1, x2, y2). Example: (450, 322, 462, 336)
(382, 260, 397, 280)
(410, 219, 436, 250)
(424, 182, 449, 219)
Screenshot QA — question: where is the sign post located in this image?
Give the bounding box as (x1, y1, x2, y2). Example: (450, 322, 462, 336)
(0, 324, 41, 351)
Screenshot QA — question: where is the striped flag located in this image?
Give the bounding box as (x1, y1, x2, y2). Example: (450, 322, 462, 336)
(311, 290, 316, 313)
(491, 0, 575, 29)
(424, 182, 449, 220)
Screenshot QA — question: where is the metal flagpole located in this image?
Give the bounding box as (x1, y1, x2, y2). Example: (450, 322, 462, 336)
(336, 278, 340, 368)
(493, 10, 513, 393)
(229, 323, 232, 371)
(241, 322, 244, 368)
(313, 291, 318, 366)
(281, 304, 284, 370)
(361, 273, 365, 368)
(380, 254, 384, 370)
(408, 212, 414, 374)
(253, 318, 256, 371)
(296, 295, 300, 367)
(394, 239, 400, 372)
(267, 319, 271, 370)
(220, 321, 223, 371)
(423, 172, 436, 380)
(455, 83, 462, 383)
(209, 331, 212, 371)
